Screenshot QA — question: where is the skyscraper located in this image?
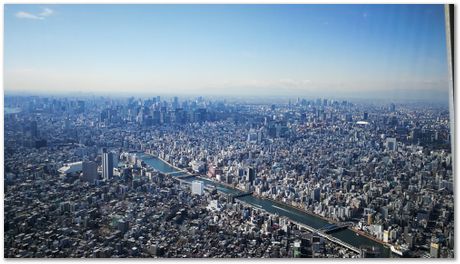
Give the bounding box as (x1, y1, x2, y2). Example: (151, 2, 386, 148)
(311, 188, 321, 202)
(82, 161, 98, 183)
(363, 112, 369, 120)
(173, 96, 179, 110)
(246, 167, 256, 184)
(389, 103, 396, 112)
(102, 151, 114, 181)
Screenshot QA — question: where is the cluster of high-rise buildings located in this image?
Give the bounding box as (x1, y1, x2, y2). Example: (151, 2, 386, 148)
(4, 94, 454, 258)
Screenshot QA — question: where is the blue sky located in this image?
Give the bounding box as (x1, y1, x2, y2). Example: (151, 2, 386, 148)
(4, 4, 450, 100)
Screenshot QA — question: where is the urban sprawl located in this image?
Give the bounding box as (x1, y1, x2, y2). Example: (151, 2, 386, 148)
(4, 95, 453, 258)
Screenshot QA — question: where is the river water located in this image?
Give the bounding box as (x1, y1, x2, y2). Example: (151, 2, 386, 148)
(139, 153, 390, 257)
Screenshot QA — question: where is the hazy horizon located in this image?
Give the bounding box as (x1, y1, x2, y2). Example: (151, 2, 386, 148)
(5, 4, 451, 102)
(4, 89, 451, 106)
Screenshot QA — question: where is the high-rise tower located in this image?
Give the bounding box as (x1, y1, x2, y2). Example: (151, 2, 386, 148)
(102, 150, 114, 181)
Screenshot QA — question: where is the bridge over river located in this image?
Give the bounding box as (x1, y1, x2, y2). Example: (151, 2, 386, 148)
(318, 222, 354, 234)
(293, 221, 360, 253)
(139, 153, 390, 257)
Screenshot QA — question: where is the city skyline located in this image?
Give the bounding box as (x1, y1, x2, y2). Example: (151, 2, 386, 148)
(5, 4, 450, 101)
(3, 4, 454, 259)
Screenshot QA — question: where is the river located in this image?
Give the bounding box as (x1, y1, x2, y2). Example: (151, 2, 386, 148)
(139, 153, 390, 257)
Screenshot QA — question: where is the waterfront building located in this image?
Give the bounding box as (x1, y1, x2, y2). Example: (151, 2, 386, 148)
(190, 160, 205, 173)
(359, 246, 380, 258)
(367, 213, 373, 225)
(191, 180, 204, 195)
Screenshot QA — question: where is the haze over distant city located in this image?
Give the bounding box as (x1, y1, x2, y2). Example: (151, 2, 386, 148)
(5, 4, 450, 101)
(3, 4, 455, 259)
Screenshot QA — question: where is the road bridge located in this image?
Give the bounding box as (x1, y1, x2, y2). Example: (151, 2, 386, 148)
(292, 221, 360, 254)
(232, 192, 253, 199)
(318, 222, 353, 234)
(164, 171, 187, 176)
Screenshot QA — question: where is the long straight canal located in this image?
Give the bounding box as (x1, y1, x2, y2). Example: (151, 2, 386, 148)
(139, 153, 390, 257)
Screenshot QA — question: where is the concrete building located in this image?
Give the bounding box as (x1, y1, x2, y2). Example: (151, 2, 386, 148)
(191, 180, 204, 195)
(430, 242, 440, 258)
(246, 167, 256, 184)
(82, 161, 98, 183)
(58, 161, 83, 175)
(386, 137, 397, 151)
(102, 151, 114, 181)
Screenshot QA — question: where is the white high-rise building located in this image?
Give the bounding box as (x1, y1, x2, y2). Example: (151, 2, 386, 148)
(191, 180, 204, 195)
(102, 151, 114, 180)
